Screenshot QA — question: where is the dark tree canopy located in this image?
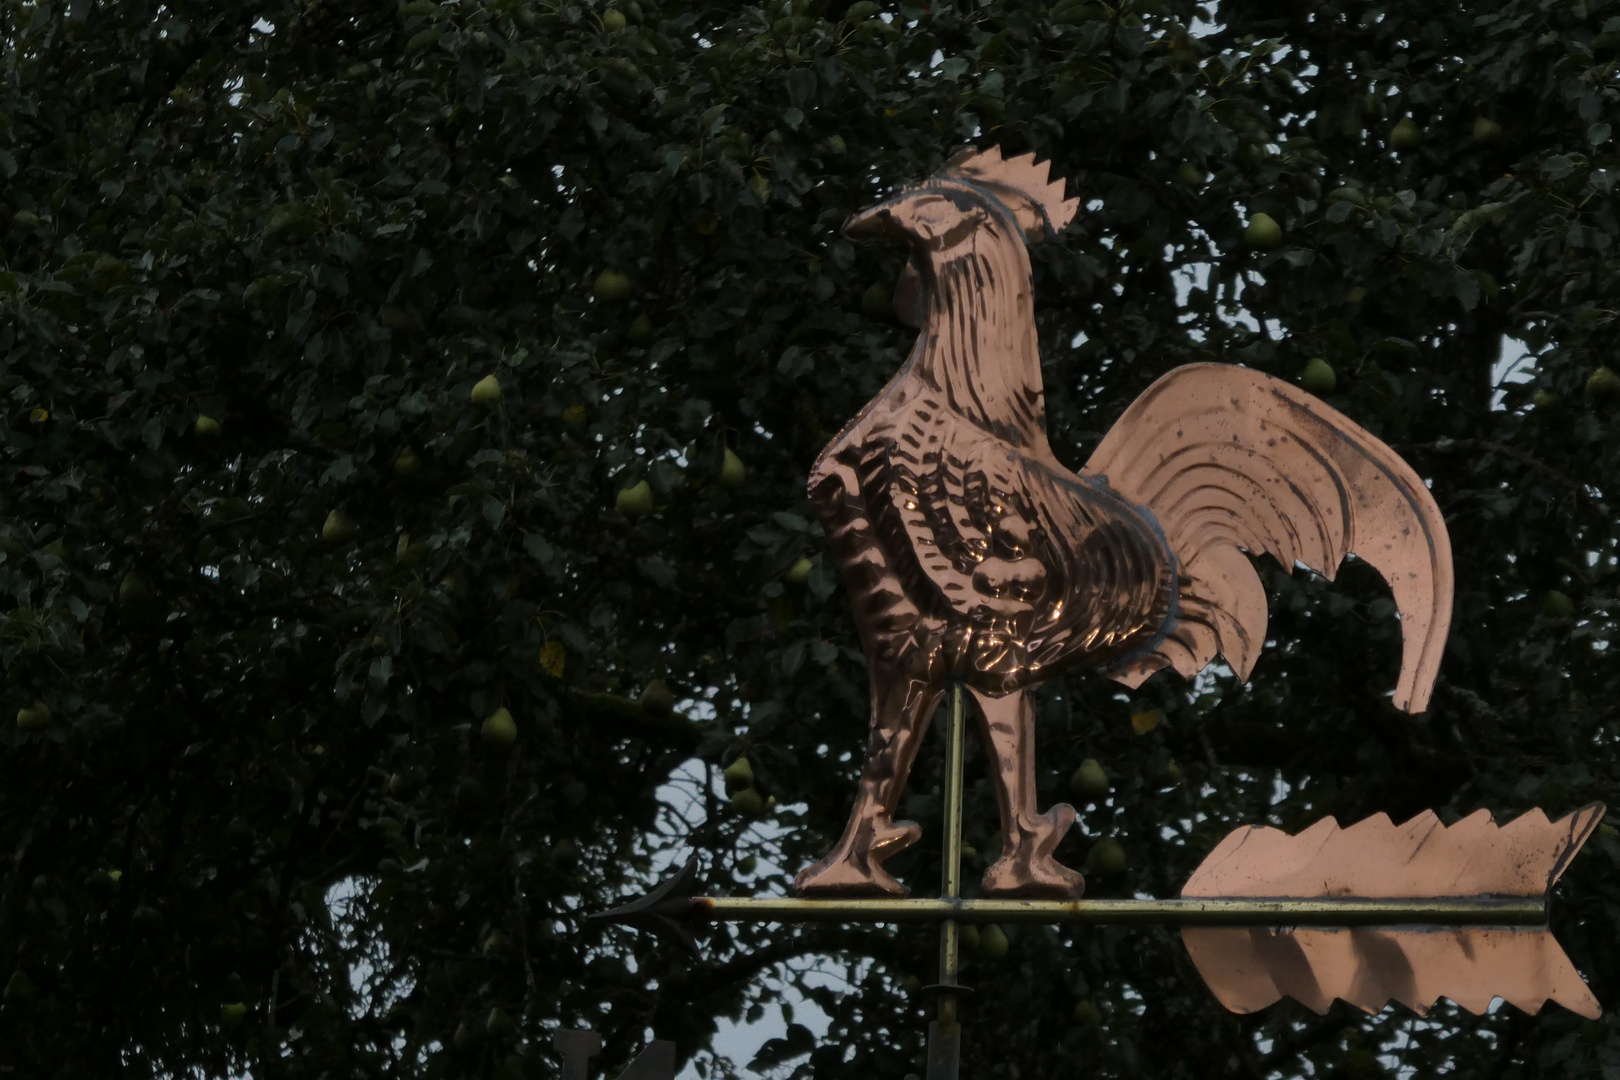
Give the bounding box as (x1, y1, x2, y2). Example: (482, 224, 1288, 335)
(1, 0, 1617, 1077)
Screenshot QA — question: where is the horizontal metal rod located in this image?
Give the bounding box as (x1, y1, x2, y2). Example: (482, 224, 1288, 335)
(693, 895, 1547, 928)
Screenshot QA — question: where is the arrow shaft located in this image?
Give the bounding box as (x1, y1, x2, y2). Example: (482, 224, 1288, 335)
(693, 896, 1547, 926)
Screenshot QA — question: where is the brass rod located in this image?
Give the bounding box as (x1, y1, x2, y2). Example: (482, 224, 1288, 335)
(930, 685, 968, 1080)
(693, 896, 1548, 927)
(937, 684, 966, 987)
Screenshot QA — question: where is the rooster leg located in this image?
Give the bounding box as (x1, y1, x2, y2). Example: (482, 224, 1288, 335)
(967, 686, 1084, 898)
(794, 671, 941, 897)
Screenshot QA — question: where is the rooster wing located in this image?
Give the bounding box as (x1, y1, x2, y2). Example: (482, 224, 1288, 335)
(1081, 363, 1453, 713)
(884, 426, 1174, 690)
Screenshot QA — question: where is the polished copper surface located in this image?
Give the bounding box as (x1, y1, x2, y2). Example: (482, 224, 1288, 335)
(1084, 364, 1454, 713)
(794, 145, 1455, 900)
(1181, 805, 1604, 1018)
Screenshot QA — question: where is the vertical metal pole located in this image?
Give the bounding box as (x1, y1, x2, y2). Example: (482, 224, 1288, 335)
(927, 684, 966, 1080)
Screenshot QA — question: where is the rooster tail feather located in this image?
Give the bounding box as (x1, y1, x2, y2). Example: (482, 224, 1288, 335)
(1083, 364, 1453, 713)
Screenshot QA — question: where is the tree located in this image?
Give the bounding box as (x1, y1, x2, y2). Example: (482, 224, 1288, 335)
(1, 0, 1616, 1077)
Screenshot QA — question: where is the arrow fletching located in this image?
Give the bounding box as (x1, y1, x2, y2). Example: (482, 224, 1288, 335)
(1181, 804, 1604, 1019)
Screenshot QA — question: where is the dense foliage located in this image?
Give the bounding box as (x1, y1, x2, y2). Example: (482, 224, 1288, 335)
(1, 0, 1617, 1077)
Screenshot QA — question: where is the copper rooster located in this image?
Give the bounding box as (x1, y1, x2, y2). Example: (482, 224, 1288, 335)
(794, 147, 1454, 899)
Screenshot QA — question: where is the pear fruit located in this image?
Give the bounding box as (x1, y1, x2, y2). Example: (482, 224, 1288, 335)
(723, 756, 754, 792)
(1542, 590, 1575, 619)
(3, 971, 37, 1005)
(730, 786, 766, 816)
(616, 479, 654, 516)
(194, 414, 221, 438)
(1587, 366, 1620, 400)
(627, 313, 653, 345)
(1532, 389, 1559, 411)
(119, 571, 154, 605)
(1072, 999, 1101, 1026)
(1301, 357, 1337, 394)
(485, 1006, 518, 1040)
(395, 533, 421, 565)
(959, 924, 980, 953)
(480, 707, 518, 749)
(718, 448, 746, 488)
(322, 509, 357, 543)
(1176, 161, 1206, 186)
(1473, 116, 1503, 145)
(221, 1001, 248, 1029)
(1389, 117, 1423, 151)
(1086, 837, 1126, 876)
(470, 374, 503, 406)
(977, 923, 1009, 962)
(1243, 212, 1283, 249)
(593, 268, 631, 303)
(639, 679, 675, 716)
(861, 282, 892, 318)
(786, 557, 813, 585)
(1069, 758, 1109, 800)
(16, 701, 50, 731)
(601, 8, 626, 31)
(393, 447, 422, 477)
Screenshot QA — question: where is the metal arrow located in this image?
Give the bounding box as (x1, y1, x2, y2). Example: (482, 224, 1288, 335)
(590, 686, 1592, 1078)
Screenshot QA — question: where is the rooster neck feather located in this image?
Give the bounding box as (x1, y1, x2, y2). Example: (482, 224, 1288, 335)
(905, 214, 1049, 452)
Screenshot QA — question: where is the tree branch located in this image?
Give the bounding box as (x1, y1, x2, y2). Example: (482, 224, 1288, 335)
(1405, 437, 1609, 509)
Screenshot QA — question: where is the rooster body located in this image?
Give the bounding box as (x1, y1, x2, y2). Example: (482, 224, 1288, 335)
(795, 148, 1453, 898)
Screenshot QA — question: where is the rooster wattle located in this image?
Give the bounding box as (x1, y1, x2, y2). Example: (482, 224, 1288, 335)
(794, 146, 1453, 899)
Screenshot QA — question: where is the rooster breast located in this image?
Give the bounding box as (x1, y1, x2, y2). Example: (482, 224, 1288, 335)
(810, 388, 1177, 693)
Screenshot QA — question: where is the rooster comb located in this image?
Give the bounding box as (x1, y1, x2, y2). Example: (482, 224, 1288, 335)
(941, 145, 1080, 237)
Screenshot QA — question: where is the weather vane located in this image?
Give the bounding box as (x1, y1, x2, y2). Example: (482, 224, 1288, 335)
(574, 147, 1603, 1080)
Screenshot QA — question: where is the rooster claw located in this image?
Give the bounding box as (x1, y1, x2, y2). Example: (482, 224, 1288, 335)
(794, 861, 910, 898)
(794, 817, 921, 897)
(981, 857, 1085, 898)
(980, 803, 1085, 897)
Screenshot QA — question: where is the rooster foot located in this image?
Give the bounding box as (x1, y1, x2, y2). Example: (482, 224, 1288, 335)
(794, 817, 921, 897)
(981, 803, 1085, 898)
(982, 856, 1085, 898)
